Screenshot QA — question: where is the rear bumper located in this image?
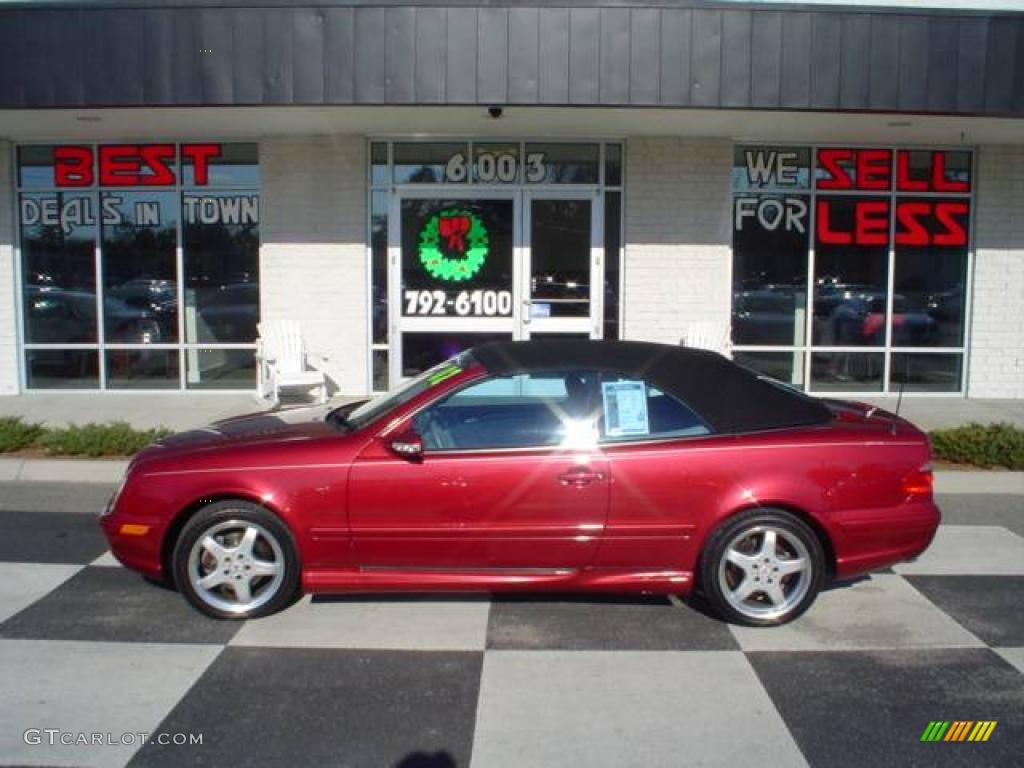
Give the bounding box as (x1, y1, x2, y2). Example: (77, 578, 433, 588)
(831, 498, 941, 579)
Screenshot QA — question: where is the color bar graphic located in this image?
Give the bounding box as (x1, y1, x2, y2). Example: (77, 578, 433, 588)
(921, 721, 996, 742)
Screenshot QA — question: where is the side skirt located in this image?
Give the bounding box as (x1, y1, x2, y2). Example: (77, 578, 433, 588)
(302, 566, 693, 595)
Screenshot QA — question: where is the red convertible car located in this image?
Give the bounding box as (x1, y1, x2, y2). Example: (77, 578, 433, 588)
(101, 340, 939, 626)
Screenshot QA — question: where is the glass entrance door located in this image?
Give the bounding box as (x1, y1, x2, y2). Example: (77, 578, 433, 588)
(523, 191, 602, 339)
(389, 189, 603, 382)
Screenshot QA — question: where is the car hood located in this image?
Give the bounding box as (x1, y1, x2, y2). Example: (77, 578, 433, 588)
(150, 403, 340, 453)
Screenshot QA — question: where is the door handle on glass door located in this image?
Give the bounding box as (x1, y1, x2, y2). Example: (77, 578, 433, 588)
(557, 468, 604, 486)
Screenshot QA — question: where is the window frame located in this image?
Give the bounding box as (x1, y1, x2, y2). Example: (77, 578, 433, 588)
(13, 140, 261, 392)
(730, 142, 975, 397)
(407, 368, 715, 454)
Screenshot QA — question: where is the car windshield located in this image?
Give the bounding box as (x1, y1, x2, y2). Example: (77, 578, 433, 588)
(342, 352, 476, 431)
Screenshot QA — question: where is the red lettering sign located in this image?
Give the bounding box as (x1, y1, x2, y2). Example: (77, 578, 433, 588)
(816, 149, 854, 190)
(895, 150, 970, 193)
(817, 148, 892, 191)
(53, 143, 222, 187)
(181, 143, 221, 186)
(817, 198, 891, 247)
(53, 146, 93, 187)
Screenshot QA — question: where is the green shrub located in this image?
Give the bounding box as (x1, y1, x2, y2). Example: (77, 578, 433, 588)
(0, 417, 45, 453)
(39, 421, 172, 458)
(930, 422, 1024, 470)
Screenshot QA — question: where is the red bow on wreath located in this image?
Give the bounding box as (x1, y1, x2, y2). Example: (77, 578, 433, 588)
(438, 215, 471, 253)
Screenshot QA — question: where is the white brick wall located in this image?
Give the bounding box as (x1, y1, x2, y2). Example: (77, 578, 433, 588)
(260, 136, 368, 396)
(968, 146, 1024, 398)
(0, 141, 18, 395)
(622, 138, 732, 345)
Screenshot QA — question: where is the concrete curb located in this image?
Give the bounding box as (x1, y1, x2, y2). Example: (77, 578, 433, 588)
(933, 470, 1024, 496)
(0, 457, 1021, 494)
(0, 458, 128, 484)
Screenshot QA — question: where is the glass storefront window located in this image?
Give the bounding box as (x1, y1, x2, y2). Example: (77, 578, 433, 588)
(732, 194, 809, 346)
(893, 198, 969, 348)
(524, 143, 599, 184)
(182, 192, 260, 344)
(733, 144, 971, 394)
(25, 349, 99, 389)
(371, 190, 388, 344)
(393, 142, 468, 184)
(811, 352, 884, 392)
(401, 332, 511, 378)
(813, 196, 890, 348)
(105, 349, 180, 389)
(182, 143, 258, 187)
(733, 351, 805, 390)
(17, 143, 260, 390)
(185, 348, 256, 390)
(101, 190, 178, 344)
(19, 192, 98, 344)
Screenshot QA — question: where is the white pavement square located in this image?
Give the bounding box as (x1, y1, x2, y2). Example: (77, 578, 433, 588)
(0, 563, 81, 624)
(893, 525, 1024, 575)
(230, 595, 491, 650)
(0, 639, 222, 768)
(470, 651, 807, 768)
(90, 551, 121, 567)
(994, 647, 1024, 675)
(729, 573, 985, 652)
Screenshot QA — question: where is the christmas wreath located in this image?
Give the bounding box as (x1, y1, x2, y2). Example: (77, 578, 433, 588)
(418, 208, 489, 282)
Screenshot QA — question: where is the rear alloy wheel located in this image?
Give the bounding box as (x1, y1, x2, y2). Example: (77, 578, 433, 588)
(173, 501, 299, 619)
(701, 509, 825, 627)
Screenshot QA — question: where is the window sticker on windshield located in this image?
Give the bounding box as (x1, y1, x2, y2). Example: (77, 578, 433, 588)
(427, 363, 462, 386)
(601, 380, 649, 437)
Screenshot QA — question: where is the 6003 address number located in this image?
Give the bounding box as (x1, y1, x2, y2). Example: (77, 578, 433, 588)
(404, 289, 513, 317)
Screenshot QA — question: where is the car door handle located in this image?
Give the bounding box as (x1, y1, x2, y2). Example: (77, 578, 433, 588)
(557, 468, 604, 486)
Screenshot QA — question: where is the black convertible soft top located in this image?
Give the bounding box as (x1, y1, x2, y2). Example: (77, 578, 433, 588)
(470, 339, 832, 435)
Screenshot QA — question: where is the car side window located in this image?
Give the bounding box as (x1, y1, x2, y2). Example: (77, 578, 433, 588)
(413, 371, 602, 451)
(598, 374, 711, 443)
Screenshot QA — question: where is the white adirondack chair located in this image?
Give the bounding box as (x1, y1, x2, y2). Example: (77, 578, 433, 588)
(255, 320, 329, 407)
(682, 320, 732, 358)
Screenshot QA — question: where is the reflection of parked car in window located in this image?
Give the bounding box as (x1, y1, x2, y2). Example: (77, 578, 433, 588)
(25, 287, 165, 344)
(187, 282, 259, 343)
(732, 289, 802, 345)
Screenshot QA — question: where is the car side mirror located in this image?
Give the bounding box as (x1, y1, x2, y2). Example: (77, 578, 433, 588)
(389, 429, 423, 459)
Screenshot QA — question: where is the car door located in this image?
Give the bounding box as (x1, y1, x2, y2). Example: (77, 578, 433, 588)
(591, 372, 722, 571)
(347, 370, 609, 569)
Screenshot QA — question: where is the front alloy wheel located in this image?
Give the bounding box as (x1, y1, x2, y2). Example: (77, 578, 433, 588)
(701, 509, 825, 626)
(173, 501, 299, 619)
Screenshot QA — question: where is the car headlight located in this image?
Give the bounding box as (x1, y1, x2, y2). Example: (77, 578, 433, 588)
(102, 468, 130, 518)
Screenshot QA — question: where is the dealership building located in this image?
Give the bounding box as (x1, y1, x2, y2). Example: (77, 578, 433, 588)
(0, 0, 1022, 400)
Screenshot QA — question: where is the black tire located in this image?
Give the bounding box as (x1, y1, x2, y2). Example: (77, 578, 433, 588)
(699, 508, 825, 627)
(172, 500, 300, 620)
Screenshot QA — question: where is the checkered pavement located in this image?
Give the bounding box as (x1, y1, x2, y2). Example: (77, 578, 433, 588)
(0, 491, 1021, 768)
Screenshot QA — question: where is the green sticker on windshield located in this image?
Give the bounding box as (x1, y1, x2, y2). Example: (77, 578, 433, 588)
(427, 364, 462, 386)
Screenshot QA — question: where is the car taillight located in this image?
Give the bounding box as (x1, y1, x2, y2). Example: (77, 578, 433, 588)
(901, 464, 933, 498)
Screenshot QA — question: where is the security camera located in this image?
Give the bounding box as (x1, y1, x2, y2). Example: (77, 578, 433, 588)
(488, 106, 504, 119)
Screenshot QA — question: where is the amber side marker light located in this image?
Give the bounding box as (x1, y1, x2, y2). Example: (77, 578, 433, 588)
(119, 523, 151, 536)
(901, 465, 934, 497)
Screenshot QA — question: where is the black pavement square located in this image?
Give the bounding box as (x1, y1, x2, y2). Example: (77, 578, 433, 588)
(487, 594, 739, 650)
(749, 648, 1024, 768)
(0, 509, 108, 564)
(905, 575, 1024, 647)
(0, 566, 241, 645)
(129, 647, 483, 768)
